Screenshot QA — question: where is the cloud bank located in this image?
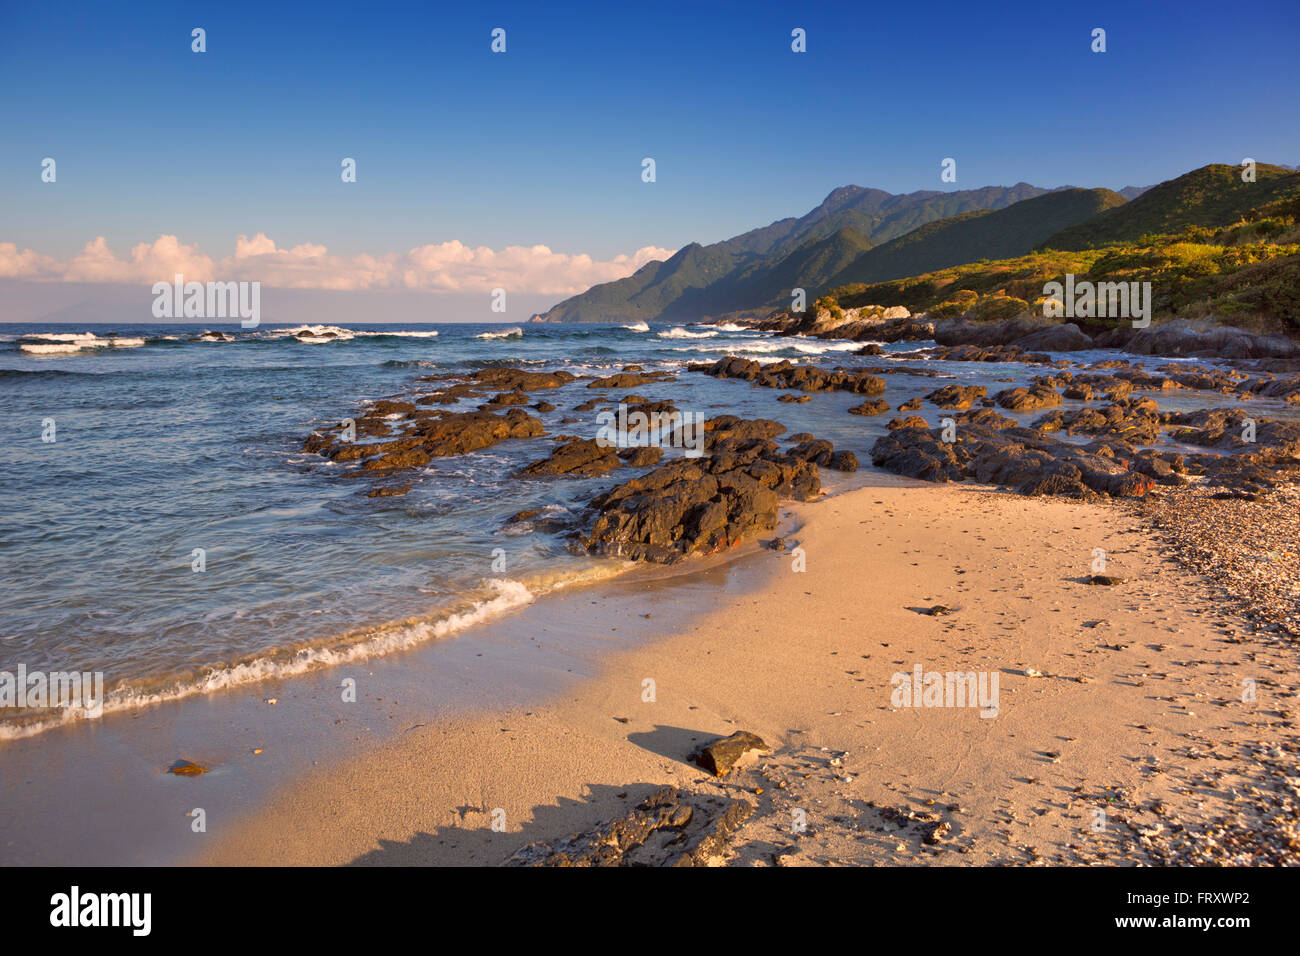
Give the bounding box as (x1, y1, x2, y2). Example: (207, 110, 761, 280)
(0, 234, 674, 297)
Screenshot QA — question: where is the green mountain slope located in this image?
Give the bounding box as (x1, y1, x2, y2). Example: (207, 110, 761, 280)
(1043, 163, 1300, 250)
(826, 188, 1127, 289)
(534, 183, 1055, 322)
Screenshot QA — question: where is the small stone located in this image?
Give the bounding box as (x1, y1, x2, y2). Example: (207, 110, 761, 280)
(1086, 575, 1126, 586)
(691, 731, 768, 777)
(168, 759, 209, 776)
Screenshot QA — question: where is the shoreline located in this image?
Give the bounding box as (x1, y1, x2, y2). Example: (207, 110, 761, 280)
(194, 481, 1300, 866)
(0, 495, 806, 865)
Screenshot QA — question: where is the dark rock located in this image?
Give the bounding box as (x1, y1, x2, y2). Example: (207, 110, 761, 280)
(579, 422, 824, 563)
(691, 731, 767, 777)
(995, 384, 1062, 411)
(830, 450, 859, 472)
(849, 399, 890, 416)
(924, 384, 987, 410)
(168, 760, 209, 776)
(1011, 323, 1093, 352)
(521, 438, 623, 477)
(505, 787, 753, 867)
(367, 484, 411, 498)
(618, 445, 665, 468)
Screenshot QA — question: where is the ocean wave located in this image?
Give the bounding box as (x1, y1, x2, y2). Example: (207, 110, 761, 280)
(666, 340, 788, 354)
(701, 322, 749, 332)
(658, 327, 717, 339)
(622, 321, 650, 332)
(790, 340, 867, 354)
(15, 332, 146, 355)
(0, 560, 634, 741)
(255, 325, 441, 344)
(476, 327, 523, 340)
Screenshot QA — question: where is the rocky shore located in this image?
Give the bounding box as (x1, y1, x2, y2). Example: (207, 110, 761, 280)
(299, 366, 864, 564)
(729, 305, 1300, 363)
(299, 336, 1300, 575)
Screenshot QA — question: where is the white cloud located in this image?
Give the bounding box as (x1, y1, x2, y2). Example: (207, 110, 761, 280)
(0, 233, 674, 296)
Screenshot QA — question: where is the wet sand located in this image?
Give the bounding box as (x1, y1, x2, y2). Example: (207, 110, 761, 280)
(0, 510, 789, 865)
(197, 482, 1300, 866)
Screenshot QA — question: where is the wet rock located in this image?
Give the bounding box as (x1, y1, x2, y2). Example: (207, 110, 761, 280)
(924, 344, 1054, 364)
(588, 372, 675, 389)
(408, 408, 544, 459)
(367, 484, 411, 498)
(704, 356, 885, 396)
(787, 439, 835, 466)
(924, 384, 988, 410)
(995, 384, 1063, 411)
(465, 368, 577, 391)
(887, 416, 930, 431)
(521, 438, 622, 477)
(579, 422, 823, 563)
(849, 399, 890, 416)
(830, 450, 860, 472)
(618, 445, 665, 468)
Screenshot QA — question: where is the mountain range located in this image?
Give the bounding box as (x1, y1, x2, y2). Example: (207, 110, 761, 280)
(532, 164, 1299, 323)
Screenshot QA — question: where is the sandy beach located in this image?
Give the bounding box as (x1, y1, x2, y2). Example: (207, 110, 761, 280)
(197, 481, 1299, 866)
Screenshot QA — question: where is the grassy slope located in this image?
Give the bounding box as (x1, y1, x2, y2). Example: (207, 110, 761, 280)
(826, 165, 1300, 333)
(826, 188, 1127, 289)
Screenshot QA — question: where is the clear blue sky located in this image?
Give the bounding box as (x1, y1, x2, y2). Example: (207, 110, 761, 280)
(3, 0, 1298, 260)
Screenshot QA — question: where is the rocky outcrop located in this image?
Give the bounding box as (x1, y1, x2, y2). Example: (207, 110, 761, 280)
(848, 399, 891, 416)
(579, 423, 826, 564)
(931, 315, 1093, 351)
(924, 384, 988, 410)
(306, 407, 545, 475)
(911, 344, 1054, 364)
(520, 438, 623, 477)
(734, 306, 934, 344)
(704, 356, 886, 395)
(587, 371, 676, 389)
(871, 400, 1300, 498)
(870, 420, 1173, 499)
(1125, 320, 1298, 360)
(994, 383, 1064, 411)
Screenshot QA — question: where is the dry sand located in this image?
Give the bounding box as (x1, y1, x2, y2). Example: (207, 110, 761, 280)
(198, 483, 1299, 866)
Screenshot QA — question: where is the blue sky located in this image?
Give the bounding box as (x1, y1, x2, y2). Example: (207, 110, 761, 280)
(2, 0, 1297, 288)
